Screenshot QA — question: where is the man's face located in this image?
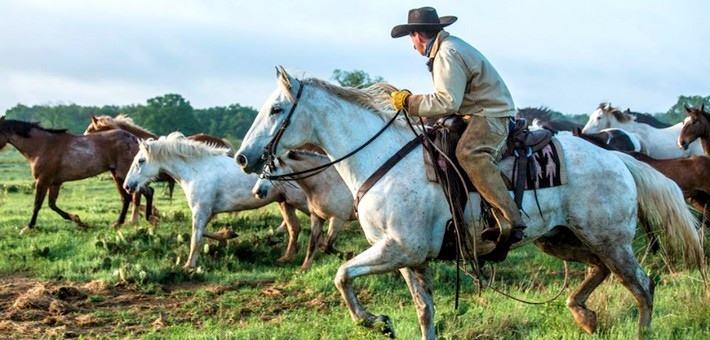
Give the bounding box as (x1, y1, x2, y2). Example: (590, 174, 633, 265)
(409, 32, 427, 56)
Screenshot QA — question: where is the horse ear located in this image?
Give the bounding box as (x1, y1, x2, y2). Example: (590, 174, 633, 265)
(573, 127, 582, 136)
(90, 115, 98, 125)
(702, 103, 706, 112)
(684, 103, 692, 113)
(276, 65, 292, 88)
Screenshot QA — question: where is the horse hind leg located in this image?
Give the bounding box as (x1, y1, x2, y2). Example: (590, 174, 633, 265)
(600, 246, 654, 339)
(48, 184, 87, 228)
(534, 226, 610, 334)
(399, 264, 435, 340)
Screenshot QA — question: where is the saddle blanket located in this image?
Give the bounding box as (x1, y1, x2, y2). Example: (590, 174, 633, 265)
(426, 137, 568, 191)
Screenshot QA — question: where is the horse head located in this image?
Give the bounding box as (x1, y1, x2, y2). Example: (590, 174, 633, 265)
(235, 66, 311, 174)
(582, 102, 625, 134)
(678, 103, 709, 150)
(123, 138, 160, 193)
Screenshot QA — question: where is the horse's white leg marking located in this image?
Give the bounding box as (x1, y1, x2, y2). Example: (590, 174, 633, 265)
(277, 202, 300, 263)
(399, 265, 435, 340)
(301, 214, 325, 272)
(185, 209, 210, 269)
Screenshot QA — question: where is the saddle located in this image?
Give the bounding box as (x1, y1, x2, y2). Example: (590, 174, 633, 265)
(423, 116, 552, 208)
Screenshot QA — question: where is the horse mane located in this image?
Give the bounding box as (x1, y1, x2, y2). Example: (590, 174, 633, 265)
(94, 114, 156, 138)
(0, 119, 67, 137)
(517, 107, 553, 122)
(283, 76, 409, 127)
(143, 132, 229, 163)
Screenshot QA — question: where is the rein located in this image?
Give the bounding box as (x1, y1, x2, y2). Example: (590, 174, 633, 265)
(260, 86, 403, 181)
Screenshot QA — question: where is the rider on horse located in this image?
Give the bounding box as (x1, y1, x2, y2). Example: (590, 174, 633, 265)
(390, 6, 526, 261)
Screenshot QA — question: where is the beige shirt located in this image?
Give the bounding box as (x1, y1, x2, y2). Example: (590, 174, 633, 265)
(408, 31, 516, 118)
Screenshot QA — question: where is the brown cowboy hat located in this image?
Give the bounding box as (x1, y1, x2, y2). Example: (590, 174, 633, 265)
(391, 7, 457, 38)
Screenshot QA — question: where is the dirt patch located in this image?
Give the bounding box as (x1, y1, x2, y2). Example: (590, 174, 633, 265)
(0, 273, 288, 338)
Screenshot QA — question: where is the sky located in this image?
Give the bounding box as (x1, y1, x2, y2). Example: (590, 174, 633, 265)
(0, 0, 708, 115)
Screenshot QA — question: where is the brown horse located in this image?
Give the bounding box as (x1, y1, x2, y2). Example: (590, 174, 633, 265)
(677, 104, 710, 153)
(84, 115, 235, 199)
(575, 127, 710, 231)
(0, 117, 155, 233)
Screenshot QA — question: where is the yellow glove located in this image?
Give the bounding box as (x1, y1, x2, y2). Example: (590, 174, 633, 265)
(391, 90, 412, 111)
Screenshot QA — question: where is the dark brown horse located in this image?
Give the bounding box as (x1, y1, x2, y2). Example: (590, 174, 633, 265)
(0, 117, 155, 233)
(575, 127, 710, 231)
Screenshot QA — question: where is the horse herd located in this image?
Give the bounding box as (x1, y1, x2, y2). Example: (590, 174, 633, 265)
(0, 68, 707, 339)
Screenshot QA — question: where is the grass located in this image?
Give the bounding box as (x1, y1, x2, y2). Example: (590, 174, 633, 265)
(1, 147, 709, 339)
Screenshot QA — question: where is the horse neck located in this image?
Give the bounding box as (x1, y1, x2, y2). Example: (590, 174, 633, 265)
(283, 155, 329, 191)
(304, 91, 413, 195)
(7, 129, 60, 162)
(117, 123, 157, 139)
(699, 132, 710, 157)
(156, 155, 202, 186)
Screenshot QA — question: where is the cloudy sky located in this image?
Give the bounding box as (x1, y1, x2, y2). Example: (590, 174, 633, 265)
(0, 0, 708, 115)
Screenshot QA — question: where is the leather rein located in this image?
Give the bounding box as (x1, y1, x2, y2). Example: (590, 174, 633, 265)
(260, 83, 408, 182)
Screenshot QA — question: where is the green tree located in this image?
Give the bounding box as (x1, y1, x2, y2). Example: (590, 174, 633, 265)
(660, 95, 710, 124)
(132, 94, 201, 136)
(332, 69, 385, 88)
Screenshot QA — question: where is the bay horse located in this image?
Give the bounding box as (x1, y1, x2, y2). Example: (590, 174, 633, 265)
(234, 68, 703, 339)
(574, 127, 710, 230)
(582, 102, 700, 159)
(0, 117, 155, 233)
(252, 150, 356, 272)
(123, 132, 310, 269)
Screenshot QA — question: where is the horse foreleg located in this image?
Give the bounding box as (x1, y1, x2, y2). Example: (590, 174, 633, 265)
(277, 202, 300, 263)
(48, 184, 87, 228)
(24, 179, 50, 232)
(129, 192, 142, 225)
(142, 186, 158, 225)
(301, 214, 325, 272)
(185, 210, 210, 269)
(566, 264, 610, 333)
(399, 264, 435, 340)
(321, 217, 346, 254)
(334, 238, 411, 338)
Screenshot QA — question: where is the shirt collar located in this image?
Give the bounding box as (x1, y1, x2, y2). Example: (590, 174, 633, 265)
(424, 37, 436, 56)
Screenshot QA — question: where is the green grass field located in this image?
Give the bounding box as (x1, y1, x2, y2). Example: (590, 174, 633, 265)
(0, 148, 708, 339)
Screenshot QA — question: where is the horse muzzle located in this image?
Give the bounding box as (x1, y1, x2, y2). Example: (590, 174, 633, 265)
(678, 140, 689, 150)
(234, 151, 264, 174)
(124, 181, 138, 194)
(253, 186, 268, 199)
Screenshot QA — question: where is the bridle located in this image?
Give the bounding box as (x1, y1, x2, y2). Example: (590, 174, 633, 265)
(259, 82, 403, 181)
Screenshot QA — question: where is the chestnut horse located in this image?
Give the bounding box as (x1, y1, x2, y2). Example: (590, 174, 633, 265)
(0, 117, 155, 233)
(575, 127, 710, 229)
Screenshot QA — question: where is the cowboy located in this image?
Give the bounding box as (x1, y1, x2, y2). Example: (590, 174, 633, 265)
(390, 6, 525, 261)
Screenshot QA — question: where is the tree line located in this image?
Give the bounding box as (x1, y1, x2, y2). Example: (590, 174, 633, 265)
(3, 70, 708, 144)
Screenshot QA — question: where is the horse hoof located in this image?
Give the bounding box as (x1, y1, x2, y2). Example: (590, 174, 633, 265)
(19, 226, 34, 235)
(149, 216, 159, 226)
(373, 315, 395, 338)
(276, 255, 294, 263)
(571, 307, 597, 334)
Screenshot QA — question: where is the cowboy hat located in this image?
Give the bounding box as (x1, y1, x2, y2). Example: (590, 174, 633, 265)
(391, 7, 457, 38)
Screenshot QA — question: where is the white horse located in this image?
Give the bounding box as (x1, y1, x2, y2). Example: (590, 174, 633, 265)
(582, 102, 703, 159)
(234, 68, 703, 339)
(252, 150, 356, 272)
(123, 132, 309, 269)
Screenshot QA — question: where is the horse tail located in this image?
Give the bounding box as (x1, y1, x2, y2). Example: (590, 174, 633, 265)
(613, 151, 704, 269)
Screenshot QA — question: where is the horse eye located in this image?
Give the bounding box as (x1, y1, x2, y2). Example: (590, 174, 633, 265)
(270, 106, 284, 115)
(138, 159, 145, 165)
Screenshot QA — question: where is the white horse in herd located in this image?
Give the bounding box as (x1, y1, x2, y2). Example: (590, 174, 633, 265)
(123, 132, 309, 269)
(252, 150, 356, 272)
(582, 102, 703, 159)
(234, 67, 703, 339)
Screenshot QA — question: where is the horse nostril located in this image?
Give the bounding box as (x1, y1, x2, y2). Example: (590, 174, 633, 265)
(235, 154, 248, 168)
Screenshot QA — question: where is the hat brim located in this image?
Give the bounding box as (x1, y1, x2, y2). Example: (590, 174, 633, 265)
(391, 16, 457, 38)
